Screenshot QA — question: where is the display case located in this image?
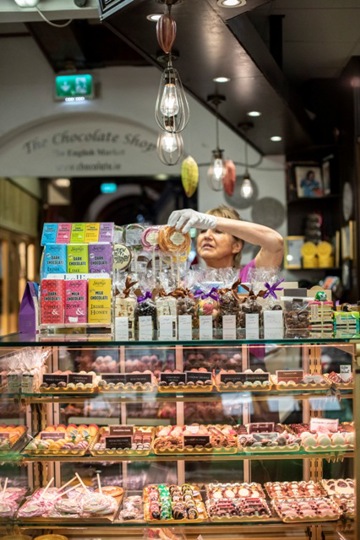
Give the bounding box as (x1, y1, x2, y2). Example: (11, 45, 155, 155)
(0, 335, 358, 540)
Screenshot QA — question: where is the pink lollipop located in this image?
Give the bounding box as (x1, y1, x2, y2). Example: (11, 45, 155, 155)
(141, 227, 160, 251)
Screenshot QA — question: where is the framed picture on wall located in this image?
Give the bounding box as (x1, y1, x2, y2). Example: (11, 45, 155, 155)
(284, 236, 304, 269)
(294, 165, 323, 198)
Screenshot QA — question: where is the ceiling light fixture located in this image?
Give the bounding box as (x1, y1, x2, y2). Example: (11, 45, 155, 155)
(14, 0, 40, 5)
(207, 94, 226, 191)
(147, 13, 162, 21)
(217, 0, 246, 7)
(247, 110, 261, 117)
(213, 76, 230, 83)
(238, 123, 255, 200)
(157, 130, 184, 166)
(270, 135, 282, 141)
(154, 0, 190, 135)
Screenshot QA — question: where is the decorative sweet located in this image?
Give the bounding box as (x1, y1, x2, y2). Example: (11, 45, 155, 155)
(158, 368, 213, 392)
(39, 371, 100, 393)
(321, 479, 354, 497)
(0, 487, 27, 517)
(215, 369, 271, 391)
(23, 424, 98, 455)
(0, 425, 27, 451)
(272, 372, 330, 390)
(98, 369, 156, 392)
(153, 424, 238, 454)
(265, 481, 326, 499)
(158, 226, 191, 256)
(237, 427, 300, 452)
(207, 483, 265, 500)
(206, 496, 271, 520)
(288, 423, 354, 450)
(144, 483, 206, 522)
(272, 497, 341, 522)
(91, 426, 153, 456)
(141, 227, 160, 251)
(119, 495, 143, 521)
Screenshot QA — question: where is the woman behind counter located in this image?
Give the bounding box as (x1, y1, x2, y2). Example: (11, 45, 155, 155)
(168, 205, 284, 279)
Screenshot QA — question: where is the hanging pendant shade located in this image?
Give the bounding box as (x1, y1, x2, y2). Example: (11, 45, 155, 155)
(155, 61, 190, 133)
(156, 13, 177, 54)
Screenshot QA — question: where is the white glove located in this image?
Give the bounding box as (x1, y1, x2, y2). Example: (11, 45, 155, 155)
(167, 209, 217, 234)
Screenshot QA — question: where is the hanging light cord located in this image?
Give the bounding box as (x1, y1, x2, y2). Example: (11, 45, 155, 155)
(215, 102, 220, 150)
(35, 6, 72, 28)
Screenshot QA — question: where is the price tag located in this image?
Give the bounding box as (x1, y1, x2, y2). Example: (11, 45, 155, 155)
(109, 425, 134, 436)
(159, 315, 177, 340)
(178, 315, 192, 340)
(199, 316, 213, 340)
(340, 365, 352, 382)
(184, 435, 210, 447)
(160, 373, 186, 385)
(222, 315, 236, 340)
(40, 432, 66, 440)
(138, 316, 154, 340)
(263, 310, 284, 339)
(276, 369, 304, 382)
(68, 373, 93, 385)
(43, 374, 68, 386)
(115, 317, 129, 341)
(245, 313, 259, 339)
(185, 371, 212, 384)
(220, 373, 247, 385)
(101, 373, 126, 384)
(248, 422, 275, 433)
(105, 436, 132, 449)
(309, 417, 339, 433)
(125, 373, 152, 385)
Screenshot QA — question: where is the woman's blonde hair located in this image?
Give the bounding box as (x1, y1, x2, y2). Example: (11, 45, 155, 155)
(206, 204, 244, 267)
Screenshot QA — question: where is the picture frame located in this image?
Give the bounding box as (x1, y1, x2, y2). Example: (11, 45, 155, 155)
(294, 165, 323, 198)
(284, 236, 304, 269)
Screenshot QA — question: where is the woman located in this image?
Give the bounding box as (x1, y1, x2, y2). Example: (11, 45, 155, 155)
(168, 205, 284, 279)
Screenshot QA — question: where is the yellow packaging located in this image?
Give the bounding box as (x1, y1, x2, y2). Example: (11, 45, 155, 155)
(84, 222, 100, 243)
(88, 278, 112, 323)
(70, 223, 86, 243)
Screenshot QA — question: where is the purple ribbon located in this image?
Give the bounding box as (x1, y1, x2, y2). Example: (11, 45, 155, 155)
(137, 291, 152, 303)
(263, 279, 284, 299)
(194, 287, 219, 301)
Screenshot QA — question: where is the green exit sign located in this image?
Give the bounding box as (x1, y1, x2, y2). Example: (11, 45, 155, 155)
(55, 74, 94, 101)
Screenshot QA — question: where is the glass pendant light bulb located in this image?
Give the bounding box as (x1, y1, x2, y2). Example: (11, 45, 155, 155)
(160, 83, 179, 117)
(240, 176, 254, 199)
(157, 131, 184, 166)
(155, 61, 190, 133)
(207, 149, 225, 191)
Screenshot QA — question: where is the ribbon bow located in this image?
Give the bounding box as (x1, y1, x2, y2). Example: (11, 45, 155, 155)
(194, 287, 219, 301)
(137, 291, 152, 303)
(263, 279, 284, 299)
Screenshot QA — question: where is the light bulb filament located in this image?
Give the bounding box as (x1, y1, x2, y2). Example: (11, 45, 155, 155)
(160, 83, 179, 117)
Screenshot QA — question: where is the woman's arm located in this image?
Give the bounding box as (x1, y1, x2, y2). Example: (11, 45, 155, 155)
(212, 216, 284, 268)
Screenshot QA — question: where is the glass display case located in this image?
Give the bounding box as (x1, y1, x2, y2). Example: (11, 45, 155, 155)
(0, 335, 358, 540)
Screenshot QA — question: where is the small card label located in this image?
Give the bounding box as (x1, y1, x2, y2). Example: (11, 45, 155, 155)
(40, 431, 66, 440)
(340, 365, 352, 382)
(109, 425, 134, 436)
(186, 371, 212, 383)
(222, 315, 236, 340)
(105, 436, 132, 449)
(43, 374, 68, 386)
(68, 373, 93, 385)
(115, 317, 130, 341)
(199, 316, 213, 340)
(309, 417, 339, 433)
(248, 422, 275, 433)
(263, 310, 284, 339)
(138, 316, 154, 340)
(101, 373, 126, 384)
(183, 435, 210, 447)
(126, 373, 152, 385)
(245, 313, 260, 339)
(160, 373, 186, 385)
(220, 373, 270, 384)
(178, 315, 192, 340)
(276, 369, 304, 382)
(159, 315, 177, 340)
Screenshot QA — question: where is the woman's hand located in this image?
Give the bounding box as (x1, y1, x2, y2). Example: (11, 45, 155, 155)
(168, 209, 217, 233)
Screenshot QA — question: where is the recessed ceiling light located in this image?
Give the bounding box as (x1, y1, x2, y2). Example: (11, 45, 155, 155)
(217, 0, 246, 7)
(247, 111, 261, 117)
(14, 0, 40, 6)
(53, 178, 70, 188)
(147, 13, 162, 22)
(213, 76, 230, 83)
(270, 135, 282, 142)
(155, 173, 169, 180)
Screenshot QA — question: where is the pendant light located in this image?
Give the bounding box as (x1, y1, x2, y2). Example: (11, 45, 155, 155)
(155, 1, 190, 134)
(207, 94, 226, 191)
(239, 123, 255, 199)
(157, 130, 184, 166)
